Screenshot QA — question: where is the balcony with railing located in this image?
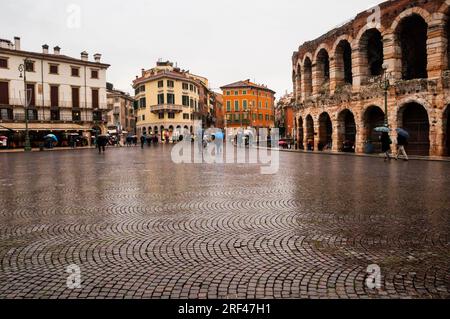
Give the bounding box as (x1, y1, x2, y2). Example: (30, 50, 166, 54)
(150, 104, 184, 113)
(8, 112, 107, 124)
(7, 98, 108, 110)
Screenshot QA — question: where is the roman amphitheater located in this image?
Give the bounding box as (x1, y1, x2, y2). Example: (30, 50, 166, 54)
(292, 0, 450, 156)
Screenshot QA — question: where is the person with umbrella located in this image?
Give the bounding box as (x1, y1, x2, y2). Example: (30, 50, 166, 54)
(395, 128, 409, 161)
(97, 135, 108, 154)
(375, 126, 392, 161)
(140, 135, 146, 149)
(44, 134, 58, 149)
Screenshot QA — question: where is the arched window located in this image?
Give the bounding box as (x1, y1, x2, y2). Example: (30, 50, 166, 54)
(316, 49, 330, 88)
(359, 29, 384, 78)
(396, 14, 428, 80)
(335, 40, 353, 85)
(303, 57, 313, 98)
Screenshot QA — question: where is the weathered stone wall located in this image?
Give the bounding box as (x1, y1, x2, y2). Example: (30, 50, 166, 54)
(292, 0, 450, 156)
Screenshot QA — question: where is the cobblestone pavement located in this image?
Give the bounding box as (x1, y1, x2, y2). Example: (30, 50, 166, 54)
(0, 146, 449, 299)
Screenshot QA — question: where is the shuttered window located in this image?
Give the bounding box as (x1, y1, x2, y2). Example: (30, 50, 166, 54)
(0, 82, 9, 105)
(49, 65, 58, 74)
(92, 89, 99, 109)
(72, 87, 80, 108)
(50, 86, 59, 107)
(0, 58, 7, 69)
(26, 84, 35, 106)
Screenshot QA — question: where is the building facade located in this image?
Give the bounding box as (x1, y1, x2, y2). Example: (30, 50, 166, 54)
(221, 80, 275, 132)
(133, 61, 213, 140)
(292, 0, 450, 156)
(275, 92, 295, 138)
(211, 92, 224, 129)
(0, 37, 109, 148)
(106, 86, 135, 138)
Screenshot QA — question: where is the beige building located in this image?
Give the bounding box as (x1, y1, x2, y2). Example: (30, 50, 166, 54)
(0, 36, 109, 148)
(106, 86, 135, 137)
(133, 61, 211, 140)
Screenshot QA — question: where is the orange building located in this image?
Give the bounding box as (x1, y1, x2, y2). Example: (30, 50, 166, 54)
(220, 80, 275, 131)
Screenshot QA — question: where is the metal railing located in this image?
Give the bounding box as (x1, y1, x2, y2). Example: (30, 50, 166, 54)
(6, 98, 107, 109)
(9, 113, 107, 123)
(150, 104, 184, 113)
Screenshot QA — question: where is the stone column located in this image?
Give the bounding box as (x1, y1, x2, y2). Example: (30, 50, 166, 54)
(427, 19, 447, 79)
(312, 63, 321, 96)
(355, 112, 366, 154)
(332, 114, 345, 152)
(313, 117, 320, 151)
(330, 57, 340, 94)
(383, 32, 402, 80)
(352, 47, 366, 92)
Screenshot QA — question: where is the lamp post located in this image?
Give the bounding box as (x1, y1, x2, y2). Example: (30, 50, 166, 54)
(381, 64, 392, 127)
(18, 59, 31, 152)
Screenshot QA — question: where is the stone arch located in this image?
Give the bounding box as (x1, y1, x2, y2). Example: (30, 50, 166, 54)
(296, 62, 302, 102)
(314, 48, 331, 92)
(397, 102, 430, 156)
(331, 35, 354, 55)
(444, 105, 450, 156)
(318, 112, 333, 151)
(358, 28, 384, 79)
(393, 12, 429, 80)
(334, 39, 353, 86)
(362, 105, 385, 153)
(305, 114, 315, 151)
(154, 126, 159, 135)
(298, 116, 304, 150)
(337, 109, 356, 152)
(390, 7, 433, 32)
(303, 57, 313, 98)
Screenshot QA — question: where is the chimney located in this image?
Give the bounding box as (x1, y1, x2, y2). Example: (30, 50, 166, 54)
(81, 51, 88, 61)
(141, 69, 145, 76)
(42, 44, 49, 54)
(14, 37, 21, 50)
(93, 53, 101, 63)
(54, 46, 61, 55)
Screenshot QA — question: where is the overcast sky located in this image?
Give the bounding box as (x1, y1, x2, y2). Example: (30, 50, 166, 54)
(2, 0, 380, 98)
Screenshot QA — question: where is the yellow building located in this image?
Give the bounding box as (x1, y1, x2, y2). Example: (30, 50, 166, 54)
(133, 61, 210, 140)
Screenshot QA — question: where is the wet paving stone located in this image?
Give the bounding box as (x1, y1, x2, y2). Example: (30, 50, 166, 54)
(0, 146, 449, 299)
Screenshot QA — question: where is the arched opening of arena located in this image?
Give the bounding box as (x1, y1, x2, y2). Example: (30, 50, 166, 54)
(363, 105, 385, 153)
(335, 40, 353, 85)
(316, 49, 330, 90)
(396, 14, 428, 80)
(337, 109, 356, 153)
(318, 112, 332, 151)
(359, 28, 384, 78)
(306, 115, 315, 151)
(296, 65, 302, 101)
(304, 57, 313, 98)
(298, 117, 304, 150)
(398, 102, 430, 156)
(445, 106, 450, 156)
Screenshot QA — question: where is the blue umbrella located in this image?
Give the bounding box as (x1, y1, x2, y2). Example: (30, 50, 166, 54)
(396, 128, 410, 139)
(374, 126, 390, 133)
(45, 134, 58, 142)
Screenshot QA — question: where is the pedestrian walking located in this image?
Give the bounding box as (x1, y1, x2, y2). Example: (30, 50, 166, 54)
(140, 135, 145, 149)
(395, 130, 409, 161)
(97, 135, 107, 154)
(380, 131, 392, 161)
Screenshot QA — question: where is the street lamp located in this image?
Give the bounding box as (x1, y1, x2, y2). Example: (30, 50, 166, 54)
(380, 63, 392, 127)
(18, 59, 32, 152)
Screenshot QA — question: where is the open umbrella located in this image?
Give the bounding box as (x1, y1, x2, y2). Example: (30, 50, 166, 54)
(396, 128, 410, 139)
(44, 134, 58, 142)
(374, 126, 390, 133)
